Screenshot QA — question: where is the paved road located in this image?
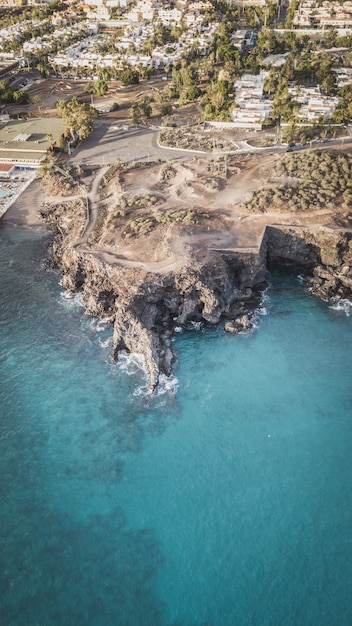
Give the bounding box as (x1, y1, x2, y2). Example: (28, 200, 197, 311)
(68, 123, 208, 167)
(67, 117, 352, 169)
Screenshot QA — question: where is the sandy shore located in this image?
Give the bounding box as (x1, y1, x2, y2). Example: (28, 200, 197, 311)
(1, 179, 46, 228)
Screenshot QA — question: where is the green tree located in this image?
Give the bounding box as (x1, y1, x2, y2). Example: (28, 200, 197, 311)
(32, 94, 43, 113)
(332, 84, 352, 123)
(321, 73, 337, 96)
(94, 80, 108, 96)
(138, 95, 153, 119)
(56, 97, 98, 140)
(56, 134, 66, 150)
(130, 103, 141, 125)
(161, 103, 172, 116)
(271, 79, 299, 122)
(100, 68, 111, 81)
(12, 90, 29, 104)
(120, 68, 139, 86)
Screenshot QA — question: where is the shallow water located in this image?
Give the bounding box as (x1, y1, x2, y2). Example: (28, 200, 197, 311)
(1, 226, 352, 626)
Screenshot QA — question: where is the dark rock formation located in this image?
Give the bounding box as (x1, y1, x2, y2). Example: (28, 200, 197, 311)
(265, 225, 352, 302)
(224, 315, 252, 334)
(52, 240, 267, 388)
(47, 220, 352, 389)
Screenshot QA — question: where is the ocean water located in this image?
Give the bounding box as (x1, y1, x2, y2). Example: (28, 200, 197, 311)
(1, 225, 352, 626)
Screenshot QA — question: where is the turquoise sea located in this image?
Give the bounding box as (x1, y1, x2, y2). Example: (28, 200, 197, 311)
(1, 224, 352, 626)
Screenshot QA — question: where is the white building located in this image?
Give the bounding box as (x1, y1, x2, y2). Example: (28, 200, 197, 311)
(288, 85, 340, 121)
(231, 72, 272, 127)
(126, 0, 155, 22)
(293, 0, 352, 28)
(157, 8, 182, 26)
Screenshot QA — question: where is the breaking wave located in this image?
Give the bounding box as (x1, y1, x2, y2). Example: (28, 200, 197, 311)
(329, 297, 352, 316)
(117, 350, 147, 378)
(59, 290, 84, 310)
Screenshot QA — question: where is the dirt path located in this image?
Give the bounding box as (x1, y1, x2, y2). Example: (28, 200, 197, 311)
(80, 166, 109, 244)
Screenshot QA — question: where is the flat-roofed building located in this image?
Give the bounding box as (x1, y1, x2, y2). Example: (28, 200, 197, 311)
(0, 117, 64, 166)
(0, 163, 16, 177)
(231, 71, 272, 128)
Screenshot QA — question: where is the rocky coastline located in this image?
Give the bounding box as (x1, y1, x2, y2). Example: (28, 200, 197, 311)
(50, 238, 267, 388)
(45, 219, 352, 389)
(39, 156, 352, 389)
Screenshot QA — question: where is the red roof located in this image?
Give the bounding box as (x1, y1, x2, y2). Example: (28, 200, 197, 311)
(0, 163, 14, 172)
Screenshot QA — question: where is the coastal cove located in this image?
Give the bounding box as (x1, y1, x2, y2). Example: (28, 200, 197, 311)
(1, 224, 352, 625)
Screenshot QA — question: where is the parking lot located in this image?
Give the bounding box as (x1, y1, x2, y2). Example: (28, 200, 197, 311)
(68, 121, 194, 166)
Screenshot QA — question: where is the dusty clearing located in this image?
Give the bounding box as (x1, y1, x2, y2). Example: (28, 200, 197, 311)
(76, 151, 351, 274)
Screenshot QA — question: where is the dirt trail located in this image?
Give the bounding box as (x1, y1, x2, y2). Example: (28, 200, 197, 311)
(80, 166, 109, 244)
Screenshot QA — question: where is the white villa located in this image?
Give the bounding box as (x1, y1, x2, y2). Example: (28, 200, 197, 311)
(231, 73, 272, 128)
(293, 0, 352, 28)
(288, 86, 340, 121)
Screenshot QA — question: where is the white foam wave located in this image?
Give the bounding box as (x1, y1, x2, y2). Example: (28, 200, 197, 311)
(133, 373, 179, 402)
(329, 297, 352, 316)
(96, 318, 112, 332)
(243, 290, 271, 332)
(114, 351, 179, 398)
(117, 351, 148, 377)
(190, 321, 202, 330)
(297, 273, 306, 284)
(86, 317, 112, 334)
(99, 337, 112, 349)
(154, 373, 179, 397)
(59, 290, 84, 309)
(132, 383, 150, 397)
(260, 289, 271, 312)
(249, 315, 260, 331)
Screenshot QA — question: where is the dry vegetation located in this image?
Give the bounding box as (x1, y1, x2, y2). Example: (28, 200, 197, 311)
(119, 208, 210, 238)
(159, 127, 236, 153)
(40, 198, 86, 237)
(40, 149, 352, 273)
(245, 151, 352, 213)
(41, 171, 81, 196)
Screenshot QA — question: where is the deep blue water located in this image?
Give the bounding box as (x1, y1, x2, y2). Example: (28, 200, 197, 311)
(1, 225, 352, 626)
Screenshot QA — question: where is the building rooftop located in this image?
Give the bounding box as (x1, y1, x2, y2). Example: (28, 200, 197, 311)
(0, 163, 14, 172)
(0, 118, 64, 163)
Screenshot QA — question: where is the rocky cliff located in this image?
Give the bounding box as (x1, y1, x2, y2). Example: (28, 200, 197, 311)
(265, 225, 352, 301)
(52, 239, 267, 388)
(40, 161, 352, 389)
(43, 215, 352, 389)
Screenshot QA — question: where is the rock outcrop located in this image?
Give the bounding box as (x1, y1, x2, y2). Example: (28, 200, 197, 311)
(52, 239, 267, 388)
(45, 219, 352, 389)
